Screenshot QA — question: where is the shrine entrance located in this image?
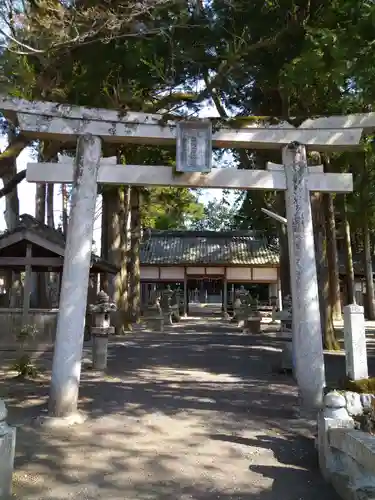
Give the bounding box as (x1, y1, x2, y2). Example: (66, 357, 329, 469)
(188, 277, 223, 304)
(3, 95, 370, 415)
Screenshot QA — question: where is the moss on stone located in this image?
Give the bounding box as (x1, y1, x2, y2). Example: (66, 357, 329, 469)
(338, 376, 375, 394)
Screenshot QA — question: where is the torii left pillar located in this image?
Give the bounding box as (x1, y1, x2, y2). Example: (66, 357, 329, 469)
(49, 134, 102, 418)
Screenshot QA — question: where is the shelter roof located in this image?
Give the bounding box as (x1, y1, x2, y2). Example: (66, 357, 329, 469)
(0, 214, 118, 274)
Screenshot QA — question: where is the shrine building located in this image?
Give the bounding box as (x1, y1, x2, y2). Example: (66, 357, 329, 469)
(139, 230, 281, 315)
(139, 229, 372, 316)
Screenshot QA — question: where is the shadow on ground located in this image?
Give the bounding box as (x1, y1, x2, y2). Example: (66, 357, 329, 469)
(0, 318, 346, 499)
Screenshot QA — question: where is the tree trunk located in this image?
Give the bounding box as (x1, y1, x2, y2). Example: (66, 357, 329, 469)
(100, 190, 110, 292)
(276, 192, 291, 306)
(3, 167, 20, 230)
(129, 187, 141, 323)
(107, 189, 121, 297)
(311, 192, 339, 350)
(47, 184, 54, 227)
(343, 195, 355, 304)
(363, 213, 375, 319)
(61, 184, 69, 234)
(2, 130, 22, 306)
(104, 187, 131, 332)
(35, 184, 46, 223)
(324, 193, 342, 320)
(35, 177, 49, 308)
(2, 167, 20, 306)
(279, 224, 291, 306)
(114, 187, 131, 332)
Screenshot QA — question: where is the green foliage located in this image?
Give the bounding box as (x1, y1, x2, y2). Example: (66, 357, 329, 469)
(142, 187, 204, 229)
(11, 354, 38, 379)
(11, 323, 39, 379)
(16, 323, 39, 343)
(3, 0, 375, 242)
(190, 194, 240, 231)
(339, 376, 375, 394)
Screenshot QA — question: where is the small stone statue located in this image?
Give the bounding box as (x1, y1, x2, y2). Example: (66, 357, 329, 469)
(248, 294, 259, 313)
(151, 294, 162, 314)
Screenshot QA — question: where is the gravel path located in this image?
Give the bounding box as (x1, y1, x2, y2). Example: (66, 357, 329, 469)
(2, 318, 343, 499)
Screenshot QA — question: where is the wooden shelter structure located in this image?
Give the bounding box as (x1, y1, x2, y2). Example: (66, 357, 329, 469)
(0, 214, 117, 341)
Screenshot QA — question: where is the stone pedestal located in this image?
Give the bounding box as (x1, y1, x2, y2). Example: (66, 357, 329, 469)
(280, 340, 294, 373)
(244, 317, 261, 334)
(163, 312, 173, 326)
(147, 315, 164, 332)
(144, 295, 164, 332)
(92, 332, 110, 370)
(0, 400, 16, 500)
(90, 291, 117, 371)
(171, 305, 180, 322)
(161, 287, 173, 325)
(317, 391, 354, 481)
(343, 304, 368, 380)
(233, 298, 242, 323)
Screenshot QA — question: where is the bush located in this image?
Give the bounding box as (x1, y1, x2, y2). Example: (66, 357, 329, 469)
(11, 354, 38, 379)
(11, 324, 40, 379)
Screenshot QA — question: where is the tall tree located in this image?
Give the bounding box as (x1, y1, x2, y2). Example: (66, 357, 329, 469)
(46, 183, 54, 227)
(113, 187, 131, 333)
(342, 195, 355, 304)
(190, 196, 239, 231)
(129, 187, 141, 322)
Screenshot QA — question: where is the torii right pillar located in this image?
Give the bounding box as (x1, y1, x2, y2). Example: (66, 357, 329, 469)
(283, 141, 325, 413)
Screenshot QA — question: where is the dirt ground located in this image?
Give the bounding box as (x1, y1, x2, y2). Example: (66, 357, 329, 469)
(1, 316, 369, 500)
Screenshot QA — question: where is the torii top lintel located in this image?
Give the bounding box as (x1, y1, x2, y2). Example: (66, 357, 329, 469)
(1, 96, 375, 152)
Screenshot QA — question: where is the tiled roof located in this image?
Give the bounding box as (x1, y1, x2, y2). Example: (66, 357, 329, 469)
(140, 230, 279, 266)
(2, 213, 66, 247)
(338, 254, 375, 277)
(0, 214, 118, 273)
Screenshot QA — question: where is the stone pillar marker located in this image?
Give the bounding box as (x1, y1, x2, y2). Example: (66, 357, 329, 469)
(283, 142, 326, 410)
(343, 304, 368, 380)
(49, 134, 102, 418)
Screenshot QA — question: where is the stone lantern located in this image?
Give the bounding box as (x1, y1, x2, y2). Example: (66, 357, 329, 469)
(89, 291, 117, 370)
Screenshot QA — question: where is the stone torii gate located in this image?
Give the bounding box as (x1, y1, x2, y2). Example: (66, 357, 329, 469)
(1, 96, 374, 420)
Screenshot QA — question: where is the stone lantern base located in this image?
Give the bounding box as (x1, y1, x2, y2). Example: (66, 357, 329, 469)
(92, 327, 114, 370)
